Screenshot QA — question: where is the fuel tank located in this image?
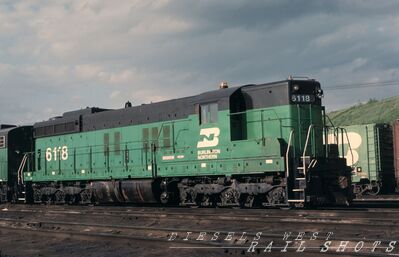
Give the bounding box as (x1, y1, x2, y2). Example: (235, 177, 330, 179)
(90, 180, 159, 203)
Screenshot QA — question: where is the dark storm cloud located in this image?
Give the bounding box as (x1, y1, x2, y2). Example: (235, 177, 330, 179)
(164, 0, 338, 29)
(0, 0, 398, 124)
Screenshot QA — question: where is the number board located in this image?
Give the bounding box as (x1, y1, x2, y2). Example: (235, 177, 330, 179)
(291, 94, 315, 103)
(45, 146, 69, 162)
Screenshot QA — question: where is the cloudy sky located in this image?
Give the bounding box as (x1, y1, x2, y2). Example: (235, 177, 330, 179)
(1, 0, 399, 124)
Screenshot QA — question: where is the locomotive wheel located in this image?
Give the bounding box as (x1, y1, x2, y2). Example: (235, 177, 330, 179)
(196, 194, 213, 207)
(42, 194, 52, 205)
(265, 187, 286, 206)
(54, 190, 65, 204)
(353, 185, 363, 197)
(33, 189, 42, 203)
(201, 195, 210, 207)
(220, 188, 240, 207)
(187, 188, 197, 204)
(80, 189, 93, 204)
(179, 187, 197, 205)
(241, 194, 255, 208)
(66, 194, 78, 205)
(367, 182, 381, 196)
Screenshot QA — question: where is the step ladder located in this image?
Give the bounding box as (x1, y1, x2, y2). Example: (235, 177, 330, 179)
(287, 124, 316, 206)
(17, 191, 26, 203)
(288, 156, 311, 205)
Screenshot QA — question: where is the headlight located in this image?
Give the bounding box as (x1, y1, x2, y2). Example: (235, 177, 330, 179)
(316, 89, 324, 98)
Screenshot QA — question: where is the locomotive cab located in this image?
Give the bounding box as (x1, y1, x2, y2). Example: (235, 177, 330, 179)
(191, 78, 352, 207)
(225, 78, 352, 206)
(0, 125, 33, 203)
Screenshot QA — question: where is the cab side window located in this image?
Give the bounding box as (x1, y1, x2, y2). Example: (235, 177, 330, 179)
(200, 103, 218, 124)
(0, 136, 5, 148)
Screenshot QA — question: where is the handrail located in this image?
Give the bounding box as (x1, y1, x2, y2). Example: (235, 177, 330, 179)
(17, 153, 29, 185)
(303, 124, 314, 160)
(285, 129, 295, 178)
(342, 128, 354, 167)
(302, 124, 316, 176)
(325, 114, 335, 127)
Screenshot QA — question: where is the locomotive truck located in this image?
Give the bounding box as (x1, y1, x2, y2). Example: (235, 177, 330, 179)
(1, 78, 353, 207)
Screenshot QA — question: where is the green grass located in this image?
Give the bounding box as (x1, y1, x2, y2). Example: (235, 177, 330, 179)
(327, 96, 399, 126)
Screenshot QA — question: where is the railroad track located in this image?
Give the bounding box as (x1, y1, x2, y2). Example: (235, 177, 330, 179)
(0, 215, 397, 257)
(4, 203, 399, 220)
(353, 196, 399, 208)
(3, 204, 399, 233)
(3, 207, 399, 229)
(1, 204, 399, 256)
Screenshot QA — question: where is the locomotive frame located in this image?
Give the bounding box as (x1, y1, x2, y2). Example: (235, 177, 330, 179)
(2, 78, 353, 207)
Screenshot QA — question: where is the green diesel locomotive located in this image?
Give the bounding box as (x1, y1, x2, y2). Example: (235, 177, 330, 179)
(17, 78, 352, 207)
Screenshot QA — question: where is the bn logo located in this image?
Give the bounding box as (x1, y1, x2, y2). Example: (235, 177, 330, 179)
(327, 132, 361, 166)
(197, 128, 220, 148)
